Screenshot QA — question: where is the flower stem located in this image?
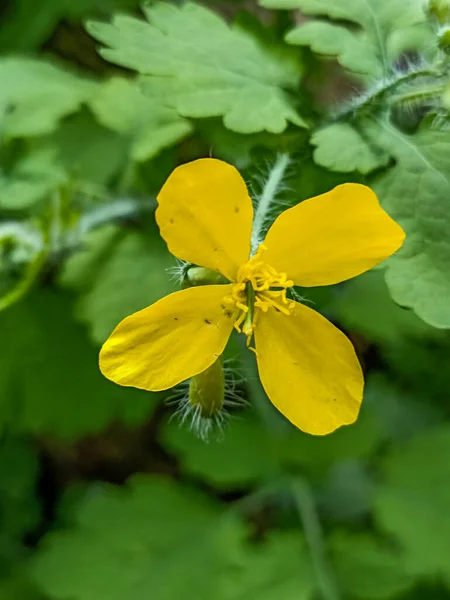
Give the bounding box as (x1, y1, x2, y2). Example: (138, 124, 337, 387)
(250, 153, 290, 254)
(334, 66, 444, 121)
(291, 477, 341, 600)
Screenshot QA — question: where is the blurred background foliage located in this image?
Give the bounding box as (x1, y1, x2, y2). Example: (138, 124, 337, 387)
(1, 0, 450, 599)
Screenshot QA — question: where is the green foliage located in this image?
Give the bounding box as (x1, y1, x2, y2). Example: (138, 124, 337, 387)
(60, 223, 176, 344)
(260, 0, 432, 81)
(311, 123, 390, 174)
(0, 147, 66, 210)
(375, 425, 450, 583)
(330, 534, 414, 599)
(87, 2, 306, 133)
(164, 405, 382, 488)
(0, 58, 96, 138)
(0, 291, 156, 438)
(0, 437, 39, 561)
(32, 475, 245, 600)
(1, 2, 450, 600)
(328, 270, 437, 344)
(221, 532, 315, 600)
(89, 77, 193, 162)
(373, 123, 450, 328)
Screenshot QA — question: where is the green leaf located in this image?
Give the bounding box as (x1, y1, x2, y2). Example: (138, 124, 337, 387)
(261, 0, 431, 81)
(60, 223, 176, 345)
(49, 111, 128, 186)
(0, 58, 96, 137)
(89, 77, 193, 162)
(372, 121, 450, 328)
(330, 533, 415, 599)
(311, 123, 390, 174)
(364, 374, 443, 442)
(164, 404, 381, 488)
(374, 425, 450, 584)
(278, 405, 382, 474)
(0, 222, 45, 312)
(0, 147, 66, 210)
(32, 475, 246, 600)
(220, 533, 315, 600)
(0, 567, 44, 600)
(86, 2, 306, 134)
(0, 0, 140, 52)
(329, 271, 437, 345)
(0, 437, 39, 561)
(0, 290, 155, 439)
(162, 415, 281, 489)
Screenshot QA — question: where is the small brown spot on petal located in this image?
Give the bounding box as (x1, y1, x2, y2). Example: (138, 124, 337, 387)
(204, 319, 212, 325)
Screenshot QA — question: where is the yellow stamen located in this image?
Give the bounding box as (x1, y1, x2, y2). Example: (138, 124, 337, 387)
(223, 244, 295, 345)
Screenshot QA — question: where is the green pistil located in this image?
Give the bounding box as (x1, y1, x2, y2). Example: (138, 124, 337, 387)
(242, 281, 255, 336)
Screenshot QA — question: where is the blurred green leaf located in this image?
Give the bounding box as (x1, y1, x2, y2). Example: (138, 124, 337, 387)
(0, 58, 96, 137)
(163, 414, 281, 489)
(32, 475, 245, 600)
(220, 532, 315, 600)
(0, 437, 39, 562)
(318, 461, 374, 520)
(364, 374, 443, 441)
(89, 77, 193, 162)
(60, 222, 176, 345)
(330, 533, 415, 599)
(375, 425, 450, 583)
(0, 222, 45, 312)
(0, 567, 44, 600)
(382, 338, 450, 402)
(0, 0, 140, 52)
(311, 124, 390, 174)
(261, 0, 432, 81)
(278, 406, 382, 474)
(164, 404, 381, 488)
(373, 121, 450, 328)
(0, 147, 66, 210)
(0, 291, 155, 438)
(87, 2, 306, 133)
(329, 271, 437, 345)
(49, 111, 128, 186)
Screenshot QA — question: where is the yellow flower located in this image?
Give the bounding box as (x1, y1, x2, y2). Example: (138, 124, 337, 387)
(99, 159, 405, 435)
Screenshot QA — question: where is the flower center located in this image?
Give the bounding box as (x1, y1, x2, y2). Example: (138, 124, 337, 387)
(224, 245, 295, 345)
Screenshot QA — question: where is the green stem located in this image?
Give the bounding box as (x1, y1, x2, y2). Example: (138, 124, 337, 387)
(334, 67, 444, 121)
(291, 478, 341, 600)
(390, 84, 446, 106)
(250, 153, 290, 254)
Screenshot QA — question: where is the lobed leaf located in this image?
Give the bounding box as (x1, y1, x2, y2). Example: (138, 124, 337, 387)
(372, 121, 450, 328)
(89, 77, 192, 162)
(87, 2, 306, 133)
(260, 0, 432, 81)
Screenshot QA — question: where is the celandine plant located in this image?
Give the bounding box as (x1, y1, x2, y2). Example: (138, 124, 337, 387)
(99, 158, 404, 436)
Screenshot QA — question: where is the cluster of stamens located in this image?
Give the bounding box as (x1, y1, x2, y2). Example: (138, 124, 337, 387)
(224, 245, 295, 346)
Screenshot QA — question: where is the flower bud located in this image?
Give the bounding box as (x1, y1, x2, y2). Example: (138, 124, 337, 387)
(429, 0, 450, 23)
(188, 357, 225, 418)
(185, 266, 227, 287)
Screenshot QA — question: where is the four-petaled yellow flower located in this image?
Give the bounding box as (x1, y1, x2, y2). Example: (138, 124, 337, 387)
(99, 159, 405, 435)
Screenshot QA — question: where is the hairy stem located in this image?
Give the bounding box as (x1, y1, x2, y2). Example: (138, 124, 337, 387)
(250, 153, 290, 254)
(292, 478, 341, 600)
(390, 84, 446, 106)
(334, 66, 444, 121)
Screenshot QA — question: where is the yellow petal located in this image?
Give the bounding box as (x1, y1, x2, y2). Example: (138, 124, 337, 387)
(156, 159, 253, 281)
(254, 302, 363, 435)
(262, 183, 405, 286)
(100, 284, 235, 391)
